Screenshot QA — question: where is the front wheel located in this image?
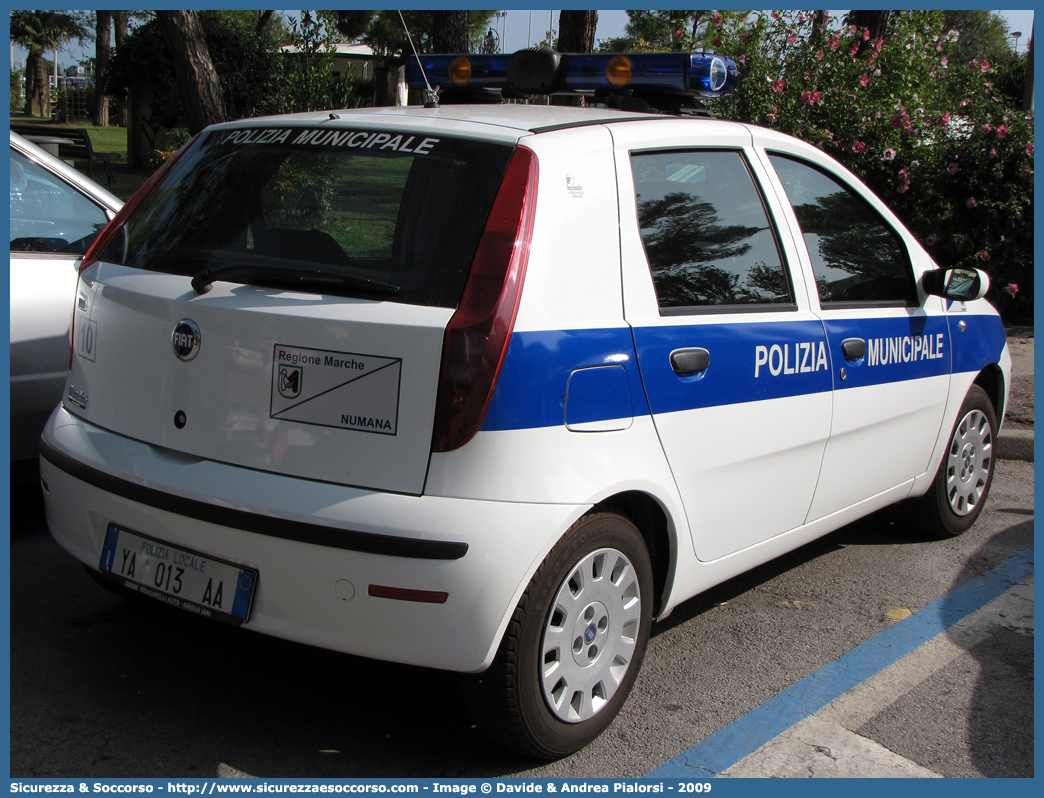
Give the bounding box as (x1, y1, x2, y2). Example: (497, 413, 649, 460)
(915, 384, 998, 537)
(464, 512, 654, 758)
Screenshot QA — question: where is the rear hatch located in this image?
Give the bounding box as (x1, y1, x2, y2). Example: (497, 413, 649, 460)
(67, 119, 517, 494)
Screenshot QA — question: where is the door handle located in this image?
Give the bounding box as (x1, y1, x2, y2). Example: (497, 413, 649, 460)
(670, 347, 710, 376)
(841, 338, 866, 361)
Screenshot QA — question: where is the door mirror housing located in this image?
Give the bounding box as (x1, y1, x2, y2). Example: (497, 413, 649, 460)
(922, 267, 990, 302)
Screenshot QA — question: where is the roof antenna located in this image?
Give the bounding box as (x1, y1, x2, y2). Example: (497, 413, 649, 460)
(399, 10, 439, 107)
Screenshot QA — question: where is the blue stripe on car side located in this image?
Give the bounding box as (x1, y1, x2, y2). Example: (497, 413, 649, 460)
(481, 314, 1006, 432)
(482, 327, 649, 431)
(821, 314, 950, 391)
(631, 319, 833, 416)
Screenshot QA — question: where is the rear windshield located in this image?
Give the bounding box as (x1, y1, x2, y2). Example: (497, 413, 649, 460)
(106, 126, 514, 307)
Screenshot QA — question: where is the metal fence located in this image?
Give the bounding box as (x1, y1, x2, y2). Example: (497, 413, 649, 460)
(55, 88, 93, 122)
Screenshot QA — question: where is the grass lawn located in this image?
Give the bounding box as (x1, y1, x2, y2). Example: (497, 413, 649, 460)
(12, 116, 153, 201)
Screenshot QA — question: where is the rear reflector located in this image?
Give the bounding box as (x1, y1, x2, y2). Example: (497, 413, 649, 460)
(431, 146, 538, 452)
(368, 585, 449, 604)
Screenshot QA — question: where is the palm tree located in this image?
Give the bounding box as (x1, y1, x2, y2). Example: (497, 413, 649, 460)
(10, 9, 87, 117)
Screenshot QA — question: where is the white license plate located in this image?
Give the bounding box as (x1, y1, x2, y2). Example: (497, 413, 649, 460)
(99, 524, 257, 625)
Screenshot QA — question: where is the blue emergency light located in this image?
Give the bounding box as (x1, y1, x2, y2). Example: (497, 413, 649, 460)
(406, 50, 738, 113)
(562, 52, 736, 95)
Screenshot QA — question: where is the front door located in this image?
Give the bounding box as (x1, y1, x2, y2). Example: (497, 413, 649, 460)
(762, 151, 951, 521)
(614, 124, 832, 562)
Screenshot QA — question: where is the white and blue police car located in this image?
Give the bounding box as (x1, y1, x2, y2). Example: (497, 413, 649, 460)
(41, 51, 1010, 758)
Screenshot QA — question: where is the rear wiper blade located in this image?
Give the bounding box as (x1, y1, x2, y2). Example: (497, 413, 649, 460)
(191, 263, 400, 296)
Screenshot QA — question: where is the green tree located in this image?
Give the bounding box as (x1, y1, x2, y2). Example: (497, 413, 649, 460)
(942, 10, 1027, 108)
(324, 9, 496, 104)
(328, 10, 497, 61)
(620, 9, 750, 52)
(942, 10, 1013, 63)
(625, 10, 710, 50)
(93, 10, 111, 126)
(10, 9, 88, 116)
(11, 68, 23, 114)
(269, 11, 364, 114)
(709, 10, 1033, 322)
(431, 10, 470, 53)
(156, 9, 226, 134)
(108, 11, 288, 142)
(110, 10, 138, 126)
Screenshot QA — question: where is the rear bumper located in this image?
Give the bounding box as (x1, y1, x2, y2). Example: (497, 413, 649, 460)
(40, 406, 583, 672)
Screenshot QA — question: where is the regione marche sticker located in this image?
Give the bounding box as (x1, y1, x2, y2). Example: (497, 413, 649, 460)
(271, 344, 401, 435)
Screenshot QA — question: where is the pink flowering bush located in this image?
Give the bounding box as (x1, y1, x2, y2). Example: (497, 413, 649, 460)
(707, 10, 1033, 322)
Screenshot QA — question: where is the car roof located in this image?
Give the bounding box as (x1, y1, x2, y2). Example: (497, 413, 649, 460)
(220, 102, 746, 141)
(355, 103, 666, 132)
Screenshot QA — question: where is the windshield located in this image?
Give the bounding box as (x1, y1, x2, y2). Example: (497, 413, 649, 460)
(106, 126, 514, 307)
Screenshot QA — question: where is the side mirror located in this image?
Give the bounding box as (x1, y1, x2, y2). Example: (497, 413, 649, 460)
(922, 267, 990, 302)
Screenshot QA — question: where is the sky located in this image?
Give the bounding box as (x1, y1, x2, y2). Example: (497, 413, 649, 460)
(11, 8, 1037, 74)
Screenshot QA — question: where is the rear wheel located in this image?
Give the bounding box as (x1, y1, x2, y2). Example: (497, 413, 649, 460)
(464, 512, 654, 758)
(916, 385, 997, 537)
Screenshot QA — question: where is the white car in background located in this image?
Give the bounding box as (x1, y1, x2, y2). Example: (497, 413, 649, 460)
(9, 130, 122, 462)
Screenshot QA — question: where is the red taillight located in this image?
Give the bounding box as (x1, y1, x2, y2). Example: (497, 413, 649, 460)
(431, 146, 538, 452)
(71, 134, 202, 368)
(79, 133, 201, 275)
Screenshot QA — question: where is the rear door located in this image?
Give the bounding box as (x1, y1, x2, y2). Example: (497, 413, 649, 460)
(613, 121, 832, 562)
(68, 122, 514, 494)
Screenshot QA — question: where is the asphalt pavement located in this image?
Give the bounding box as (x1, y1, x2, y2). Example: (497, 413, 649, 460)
(10, 461, 1032, 779)
(650, 327, 1034, 778)
(648, 549, 1034, 778)
(998, 327, 1034, 461)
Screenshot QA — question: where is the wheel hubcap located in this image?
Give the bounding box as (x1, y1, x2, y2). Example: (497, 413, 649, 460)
(945, 408, 992, 516)
(540, 548, 642, 723)
(571, 601, 609, 667)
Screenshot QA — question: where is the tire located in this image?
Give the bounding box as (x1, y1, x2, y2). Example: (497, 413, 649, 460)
(916, 384, 998, 538)
(464, 512, 654, 759)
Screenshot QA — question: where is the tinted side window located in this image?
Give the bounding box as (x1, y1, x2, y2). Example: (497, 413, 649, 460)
(10, 148, 109, 254)
(768, 153, 915, 306)
(632, 150, 792, 313)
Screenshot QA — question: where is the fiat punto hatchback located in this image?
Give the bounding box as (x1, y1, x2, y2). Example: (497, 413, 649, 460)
(42, 51, 1010, 758)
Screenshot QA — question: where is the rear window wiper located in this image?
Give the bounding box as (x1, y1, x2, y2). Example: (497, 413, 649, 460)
(190, 262, 400, 297)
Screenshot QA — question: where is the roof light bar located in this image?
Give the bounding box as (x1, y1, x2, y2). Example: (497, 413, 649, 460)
(405, 50, 738, 106)
(409, 53, 509, 91)
(562, 52, 737, 96)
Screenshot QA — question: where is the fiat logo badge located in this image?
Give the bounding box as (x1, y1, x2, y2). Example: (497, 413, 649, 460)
(172, 319, 201, 361)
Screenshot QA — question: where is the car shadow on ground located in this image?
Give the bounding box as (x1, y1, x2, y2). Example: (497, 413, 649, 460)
(8, 482, 537, 778)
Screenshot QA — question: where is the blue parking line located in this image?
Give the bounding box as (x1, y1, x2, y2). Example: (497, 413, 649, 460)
(644, 546, 1034, 778)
